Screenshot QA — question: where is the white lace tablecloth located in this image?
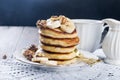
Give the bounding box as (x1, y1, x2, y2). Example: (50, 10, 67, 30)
(0, 50, 120, 80)
(1, 59, 120, 80)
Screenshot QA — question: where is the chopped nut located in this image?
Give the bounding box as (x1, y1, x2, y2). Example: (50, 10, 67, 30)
(51, 16, 58, 18)
(3, 55, 7, 59)
(60, 16, 68, 24)
(50, 16, 60, 21)
(28, 44, 38, 52)
(23, 50, 35, 61)
(36, 20, 47, 28)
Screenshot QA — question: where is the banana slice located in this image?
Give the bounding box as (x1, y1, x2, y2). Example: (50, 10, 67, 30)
(32, 57, 48, 62)
(46, 19, 61, 29)
(40, 60, 57, 66)
(60, 21, 75, 33)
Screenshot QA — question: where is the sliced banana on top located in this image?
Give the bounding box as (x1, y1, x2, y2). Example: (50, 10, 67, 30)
(45, 15, 76, 33)
(60, 21, 75, 33)
(46, 19, 61, 29)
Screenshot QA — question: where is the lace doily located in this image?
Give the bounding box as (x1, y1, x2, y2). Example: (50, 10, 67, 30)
(1, 59, 120, 80)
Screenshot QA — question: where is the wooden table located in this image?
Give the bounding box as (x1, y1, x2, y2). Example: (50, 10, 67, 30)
(0, 26, 39, 59)
(1, 26, 120, 80)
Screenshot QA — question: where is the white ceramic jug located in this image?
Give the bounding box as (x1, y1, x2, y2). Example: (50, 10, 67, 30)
(102, 18, 120, 65)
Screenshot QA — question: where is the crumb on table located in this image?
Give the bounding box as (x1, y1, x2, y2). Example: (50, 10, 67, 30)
(3, 54, 7, 59)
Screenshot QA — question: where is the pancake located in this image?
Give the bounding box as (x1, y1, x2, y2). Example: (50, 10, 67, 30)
(35, 16, 80, 65)
(55, 58, 77, 65)
(40, 35, 79, 47)
(41, 45, 76, 53)
(39, 27, 77, 39)
(37, 50, 77, 60)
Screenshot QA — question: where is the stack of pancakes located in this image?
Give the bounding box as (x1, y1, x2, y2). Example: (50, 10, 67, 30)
(36, 16, 79, 65)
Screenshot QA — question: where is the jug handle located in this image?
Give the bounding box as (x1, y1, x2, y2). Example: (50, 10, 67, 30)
(97, 23, 109, 49)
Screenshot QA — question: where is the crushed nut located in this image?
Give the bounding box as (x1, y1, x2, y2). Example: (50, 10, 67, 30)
(60, 16, 68, 24)
(36, 20, 46, 28)
(23, 50, 35, 61)
(28, 44, 38, 52)
(3, 55, 7, 59)
(51, 16, 58, 18)
(50, 16, 60, 21)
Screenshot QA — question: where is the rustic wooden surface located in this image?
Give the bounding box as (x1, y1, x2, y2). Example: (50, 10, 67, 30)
(0, 26, 39, 59)
(1, 26, 120, 80)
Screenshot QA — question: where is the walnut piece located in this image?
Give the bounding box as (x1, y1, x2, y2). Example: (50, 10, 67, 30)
(60, 16, 68, 24)
(28, 44, 38, 52)
(36, 20, 47, 28)
(50, 16, 60, 21)
(23, 44, 38, 61)
(23, 50, 35, 61)
(3, 55, 7, 59)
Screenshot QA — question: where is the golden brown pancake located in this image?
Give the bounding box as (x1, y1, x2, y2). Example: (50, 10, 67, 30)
(37, 50, 77, 60)
(55, 58, 77, 65)
(39, 27, 77, 39)
(36, 20, 78, 39)
(40, 35, 79, 47)
(41, 45, 76, 53)
(35, 17, 80, 65)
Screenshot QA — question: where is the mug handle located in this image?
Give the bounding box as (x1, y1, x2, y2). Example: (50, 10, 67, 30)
(98, 23, 109, 48)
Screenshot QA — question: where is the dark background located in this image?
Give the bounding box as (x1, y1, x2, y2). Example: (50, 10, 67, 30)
(0, 0, 120, 26)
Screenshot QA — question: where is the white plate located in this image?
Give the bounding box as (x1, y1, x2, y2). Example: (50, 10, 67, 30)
(13, 49, 99, 70)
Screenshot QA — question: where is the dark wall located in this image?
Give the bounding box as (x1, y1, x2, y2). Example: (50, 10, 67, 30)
(0, 0, 120, 26)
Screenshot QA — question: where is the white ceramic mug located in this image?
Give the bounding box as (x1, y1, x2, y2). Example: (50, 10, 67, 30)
(72, 19, 104, 52)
